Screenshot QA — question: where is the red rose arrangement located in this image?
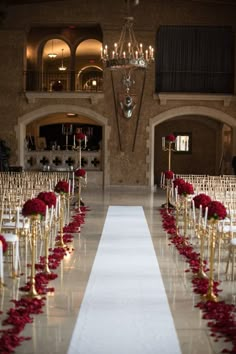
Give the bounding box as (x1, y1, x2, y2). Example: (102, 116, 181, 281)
(164, 170, 174, 180)
(37, 191, 57, 209)
(0, 235, 8, 253)
(76, 133, 85, 141)
(54, 180, 69, 194)
(22, 198, 47, 217)
(173, 178, 194, 196)
(173, 178, 185, 189)
(207, 200, 227, 220)
(165, 134, 176, 142)
(193, 193, 212, 210)
(75, 168, 86, 178)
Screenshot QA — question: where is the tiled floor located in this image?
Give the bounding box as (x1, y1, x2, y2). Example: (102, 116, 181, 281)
(0, 187, 236, 354)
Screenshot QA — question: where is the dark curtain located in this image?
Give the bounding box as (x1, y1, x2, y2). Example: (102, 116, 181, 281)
(155, 26, 234, 93)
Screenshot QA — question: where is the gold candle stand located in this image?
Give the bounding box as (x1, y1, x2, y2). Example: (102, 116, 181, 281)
(43, 220, 51, 274)
(202, 220, 218, 302)
(56, 194, 66, 248)
(162, 140, 176, 209)
(196, 224, 208, 279)
(25, 214, 41, 298)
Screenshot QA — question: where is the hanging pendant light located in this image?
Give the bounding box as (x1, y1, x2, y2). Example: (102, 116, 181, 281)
(48, 40, 57, 59)
(58, 48, 67, 71)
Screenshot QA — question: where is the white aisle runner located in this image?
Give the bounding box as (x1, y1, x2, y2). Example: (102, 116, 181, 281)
(67, 206, 181, 354)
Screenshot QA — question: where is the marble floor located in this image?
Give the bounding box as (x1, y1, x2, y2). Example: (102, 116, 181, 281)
(0, 187, 236, 354)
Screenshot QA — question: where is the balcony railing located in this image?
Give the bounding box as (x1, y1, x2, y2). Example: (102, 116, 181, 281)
(24, 70, 103, 92)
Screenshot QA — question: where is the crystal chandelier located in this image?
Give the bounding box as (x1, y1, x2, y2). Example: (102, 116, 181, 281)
(58, 48, 67, 71)
(101, 4, 154, 70)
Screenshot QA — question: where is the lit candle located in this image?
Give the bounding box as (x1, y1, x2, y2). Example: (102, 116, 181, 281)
(123, 51, 126, 58)
(114, 43, 118, 54)
(135, 50, 138, 59)
(84, 135, 87, 149)
(112, 50, 115, 59)
(140, 43, 143, 53)
(145, 49, 148, 60)
(128, 42, 131, 53)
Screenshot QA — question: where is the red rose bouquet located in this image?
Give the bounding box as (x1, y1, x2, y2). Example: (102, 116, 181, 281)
(174, 179, 194, 196)
(37, 191, 57, 209)
(173, 178, 185, 189)
(0, 235, 8, 253)
(76, 133, 85, 141)
(22, 198, 47, 217)
(54, 180, 69, 194)
(75, 168, 86, 178)
(207, 200, 227, 220)
(193, 193, 212, 210)
(165, 134, 176, 142)
(164, 170, 174, 180)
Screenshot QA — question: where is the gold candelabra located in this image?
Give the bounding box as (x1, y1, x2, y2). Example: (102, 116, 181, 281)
(202, 219, 218, 302)
(43, 218, 51, 274)
(196, 223, 208, 279)
(56, 194, 66, 248)
(25, 214, 41, 298)
(161, 137, 176, 209)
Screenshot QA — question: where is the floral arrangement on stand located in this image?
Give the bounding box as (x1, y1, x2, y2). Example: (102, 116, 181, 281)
(165, 134, 176, 143)
(193, 193, 212, 210)
(207, 200, 227, 221)
(173, 178, 194, 197)
(76, 132, 86, 141)
(37, 191, 57, 209)
(160, 192, 236, 353)
(54, 180, 69, 195)
(164, 170, 174, 180)
(22, 198, 47, 217)
(0, 234, 8, 254)
(75, 168, 87, 179)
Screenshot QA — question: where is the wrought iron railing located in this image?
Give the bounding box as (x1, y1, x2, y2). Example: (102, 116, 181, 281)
(24, 70, 103, 92)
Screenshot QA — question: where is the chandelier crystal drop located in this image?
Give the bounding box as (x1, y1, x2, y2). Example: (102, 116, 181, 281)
(101, 16, 154, 70)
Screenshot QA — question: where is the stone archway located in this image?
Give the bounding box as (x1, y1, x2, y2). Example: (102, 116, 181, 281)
(148, 106, 236, 188)
(15, 104, 110, 187)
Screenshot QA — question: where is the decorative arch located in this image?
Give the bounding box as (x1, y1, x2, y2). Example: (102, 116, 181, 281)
(15, 104, 110, 186)
(148, 105, 236, 188)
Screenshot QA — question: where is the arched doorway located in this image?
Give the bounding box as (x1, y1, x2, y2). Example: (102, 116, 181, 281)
(15, 104, 110, 187)
(148, 106, 236, 188)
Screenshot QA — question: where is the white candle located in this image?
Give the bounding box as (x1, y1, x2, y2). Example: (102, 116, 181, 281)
(72, 172, 75, 196)
(192, 199, 196, 221)
(175, 186, 178, 202)
(68, 180, 71, 196)
(199, 205, 202, 226)
(160, 172, 163, 187)
(162, 137, 165, 149)
(85, 135, 87, 149)
(204, 207, 208, 229)
(73, 134, 75, 146)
